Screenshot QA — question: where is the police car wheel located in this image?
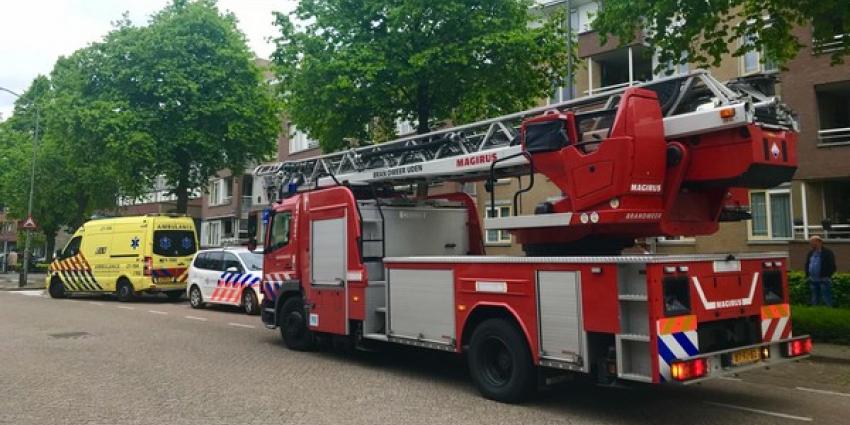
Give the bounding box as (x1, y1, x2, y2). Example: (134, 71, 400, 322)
(48, 279, 67, 299)
(242, 290, 259, 315)
(116, 280, 135, 302)
(189, 286, 204, 309)
(279, 297, 315, 351)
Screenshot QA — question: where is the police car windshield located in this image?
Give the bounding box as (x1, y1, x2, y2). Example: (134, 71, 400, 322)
(238, 252, 263, 271)
(153, 230, 197, 257)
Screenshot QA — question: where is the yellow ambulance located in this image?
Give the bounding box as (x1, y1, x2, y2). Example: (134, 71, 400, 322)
(46, 214, 198, 301)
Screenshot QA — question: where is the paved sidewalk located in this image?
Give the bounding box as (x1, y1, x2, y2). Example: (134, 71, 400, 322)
(0, 272, 45, 290)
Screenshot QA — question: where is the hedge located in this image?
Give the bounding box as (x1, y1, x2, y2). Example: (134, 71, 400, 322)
(790, 305, 850, 345)
(788, 271, 850, 308)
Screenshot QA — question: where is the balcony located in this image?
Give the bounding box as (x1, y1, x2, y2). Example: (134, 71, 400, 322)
(815, 81, 850, 147)
(814, 33, 848, 54)
(585, 45, 653, 96)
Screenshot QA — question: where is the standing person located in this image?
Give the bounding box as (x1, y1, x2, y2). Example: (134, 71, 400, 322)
(7, 250, 18, 273)
(805, 236, 836, 307)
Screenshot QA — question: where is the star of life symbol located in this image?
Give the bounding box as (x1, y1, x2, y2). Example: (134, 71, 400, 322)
(770, 142, 781, 159)
(130, 237, 140, 250)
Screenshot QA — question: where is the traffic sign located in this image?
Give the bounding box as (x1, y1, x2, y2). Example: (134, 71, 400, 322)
(20, 215, 38, 230)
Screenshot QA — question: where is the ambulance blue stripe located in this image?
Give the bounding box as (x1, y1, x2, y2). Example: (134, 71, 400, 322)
(657, 338, 677, 365)
(673, 332, 699, 357)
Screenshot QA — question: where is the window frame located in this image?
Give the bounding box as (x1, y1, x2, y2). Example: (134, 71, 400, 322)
(222, 252, 244, 273)
(747, 187, 793, 241)
(740, 34, 779, 76)
(266, 211, 292, 252)
(485, 203, 512, 246)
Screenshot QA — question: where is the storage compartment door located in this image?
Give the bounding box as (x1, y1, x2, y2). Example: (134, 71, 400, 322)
(311, 217, 346, 286)
(387, 268, 455, 346)
(537, 271, 584, 366)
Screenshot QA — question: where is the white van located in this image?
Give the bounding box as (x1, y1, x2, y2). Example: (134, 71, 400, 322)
(186, 247, 263, 314)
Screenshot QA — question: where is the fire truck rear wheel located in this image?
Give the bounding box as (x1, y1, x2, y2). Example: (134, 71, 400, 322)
(467, 318, 536, 403)
(48, 278, 67, 299)
(116, 279, 135, 302)
(280, 296, 315, 351)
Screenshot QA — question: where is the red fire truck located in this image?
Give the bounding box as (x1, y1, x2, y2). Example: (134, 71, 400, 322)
(252, 71, 811, 402)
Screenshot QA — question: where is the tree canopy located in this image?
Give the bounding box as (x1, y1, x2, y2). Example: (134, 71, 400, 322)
(593, 0, 850, 70)
(272, 0, 571, 151)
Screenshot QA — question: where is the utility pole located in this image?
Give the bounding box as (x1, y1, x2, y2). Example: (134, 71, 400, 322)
(0, 85, 41, 288)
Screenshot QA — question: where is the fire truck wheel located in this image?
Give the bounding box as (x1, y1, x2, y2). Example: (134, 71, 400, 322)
(280, 297, 315, 351)
(242, 289, 259, 315)
(189, 286, 204, 309)
(468, 318, 536, 403)
(116, 279, 135, 302)
(48, 278, 67, 299)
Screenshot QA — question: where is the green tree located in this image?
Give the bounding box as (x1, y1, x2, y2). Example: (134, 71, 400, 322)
(78, 0, 280, 212)
(272, 0, 571, 151)
(593, 0, 850, 70)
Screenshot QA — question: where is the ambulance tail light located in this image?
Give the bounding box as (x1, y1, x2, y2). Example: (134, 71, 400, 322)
(143, 257, 153, 276)
(670, 358, 708, 382)
(785, 337, 812, 357)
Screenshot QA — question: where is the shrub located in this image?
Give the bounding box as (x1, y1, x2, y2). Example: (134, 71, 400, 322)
(788, 271, 850, 308)
(791, 305, 850, 345)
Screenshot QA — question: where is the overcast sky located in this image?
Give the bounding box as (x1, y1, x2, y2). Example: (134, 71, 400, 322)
(0, 0, 297, 121)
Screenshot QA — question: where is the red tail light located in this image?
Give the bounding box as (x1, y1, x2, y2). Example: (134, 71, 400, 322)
(143, 257, 153, 276)
(786, 338, 813, 357)
(670, 358, 708, 381)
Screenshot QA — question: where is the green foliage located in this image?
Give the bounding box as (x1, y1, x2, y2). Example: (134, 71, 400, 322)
(788, 271, 850, 307)
(593, 0, 850, 71)
(791, 305, 850, 345)
(66, 0, 281, 211)
(272, 0, 573, 151)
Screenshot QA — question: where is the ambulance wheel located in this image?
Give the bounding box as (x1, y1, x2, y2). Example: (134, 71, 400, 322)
(48, 278, 67, 299)
(188, 286, 204, 309)
(242, 289, 259, 315)
(467, 318, 536, 403)
(116, 279, 135, 302)
(280, 296, 315, 351)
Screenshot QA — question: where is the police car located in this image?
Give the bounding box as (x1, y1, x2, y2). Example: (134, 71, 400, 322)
(186, 246, 263, 315)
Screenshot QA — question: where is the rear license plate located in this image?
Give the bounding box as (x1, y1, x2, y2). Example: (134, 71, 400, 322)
(731, 348, 761, 366)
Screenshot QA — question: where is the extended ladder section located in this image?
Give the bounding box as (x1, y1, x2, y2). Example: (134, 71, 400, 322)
(255, 70, 795, 197)
(256, 70, 798, 246)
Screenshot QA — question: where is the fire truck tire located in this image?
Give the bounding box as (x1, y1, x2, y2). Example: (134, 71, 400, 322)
(48, 278, 67, 299)
(242, 289, 259, 315)
(279, 297, 315, 351)
(116, 279, 135, 302)
(467, 318, 536, 403)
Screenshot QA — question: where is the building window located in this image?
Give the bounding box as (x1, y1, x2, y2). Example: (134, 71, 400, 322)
(485, 204, 512, 245)
(570, 1, 598, 34)
(208, 178, 232, 206)
(749, 189, 792, 240)
(289, 125, 319, 153)
(653, 52, 689, 78)
(201, 220, 222, 247)
(741, 34, 778, 75)
(549, 83, 576, 105)
(815, 81, 850, 146)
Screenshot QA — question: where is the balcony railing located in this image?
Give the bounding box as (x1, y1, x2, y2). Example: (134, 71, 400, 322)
(814, 33, 848, 53)
(584, 80, 644, 96)
(818, 127, 850, 146)
(794, 224, 850, 240)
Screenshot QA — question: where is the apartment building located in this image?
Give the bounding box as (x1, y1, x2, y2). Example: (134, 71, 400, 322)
(479, 0, 850, 271)
(0, 205, 16, 271)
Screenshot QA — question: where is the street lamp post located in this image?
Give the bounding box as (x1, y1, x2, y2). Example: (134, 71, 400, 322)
(0, 85, 40, 288)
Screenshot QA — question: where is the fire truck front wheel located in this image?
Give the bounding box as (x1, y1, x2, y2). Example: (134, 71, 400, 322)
(279, 297, 316, 351)
(467, 318, 536, 403)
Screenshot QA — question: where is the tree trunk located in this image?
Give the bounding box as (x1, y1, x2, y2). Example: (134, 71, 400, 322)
(44, 230, 57, 260)
(175, 182, 189, 214)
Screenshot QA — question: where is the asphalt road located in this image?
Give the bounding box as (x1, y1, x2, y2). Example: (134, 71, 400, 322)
(1, 290, 848, 425)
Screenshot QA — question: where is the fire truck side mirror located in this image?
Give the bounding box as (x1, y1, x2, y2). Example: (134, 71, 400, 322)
(247, 237, 258, 253)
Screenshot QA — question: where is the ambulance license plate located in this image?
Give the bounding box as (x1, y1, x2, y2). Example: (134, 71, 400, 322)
(731, 348, 761, 366)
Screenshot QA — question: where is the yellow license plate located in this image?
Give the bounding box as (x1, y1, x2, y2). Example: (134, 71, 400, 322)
(731, 348, 761, 366)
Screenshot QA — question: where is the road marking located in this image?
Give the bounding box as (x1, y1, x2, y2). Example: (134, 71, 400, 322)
(704, 401, 812, 422)
(184, 315, 208, 322)
(718, 376, 743, 382)
(796, 387, 850, 397)
(117, 306, 135, 310)
(148, 310, 168, 315)
(12, 290, 44, 297)
(228, 322, 255, 329)
(91, 302, 104, 306)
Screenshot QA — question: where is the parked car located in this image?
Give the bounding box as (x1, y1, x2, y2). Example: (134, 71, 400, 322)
(187, 246, 263, 315)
